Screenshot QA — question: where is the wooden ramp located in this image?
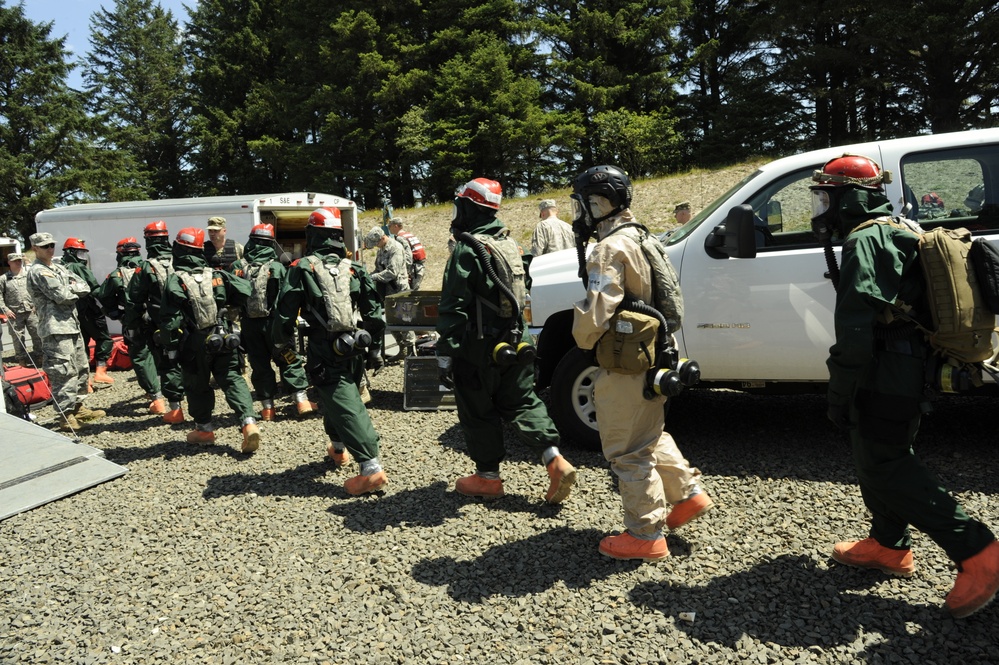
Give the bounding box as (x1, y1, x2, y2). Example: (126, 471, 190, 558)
(0, 413, 127, 522)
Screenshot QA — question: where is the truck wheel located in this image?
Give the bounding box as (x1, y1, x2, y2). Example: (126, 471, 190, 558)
(549, 348, 602, 451)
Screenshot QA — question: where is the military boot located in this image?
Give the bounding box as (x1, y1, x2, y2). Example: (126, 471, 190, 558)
(74, 404, 106, 421)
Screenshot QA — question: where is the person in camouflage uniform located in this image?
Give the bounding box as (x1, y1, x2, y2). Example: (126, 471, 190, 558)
(273, 207, 388, 495)
(124, 221, 187, 423)
(24, 232, 106, 432)
(365, 226, 415, 361)
(230, 223, 316, 421)
(0, 252, 43, 367)
(96, 237, 165, 413)
(158, 227, 261, 454)
(60, 238, 115, 386)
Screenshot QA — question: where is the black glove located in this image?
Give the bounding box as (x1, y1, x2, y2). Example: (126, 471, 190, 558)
(366, 348, 385, 374)
(437, 356, 454, 391)
(827, 403, 850, 431)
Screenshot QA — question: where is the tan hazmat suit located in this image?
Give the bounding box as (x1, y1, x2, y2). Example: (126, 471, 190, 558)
(572, 210, 701, 537)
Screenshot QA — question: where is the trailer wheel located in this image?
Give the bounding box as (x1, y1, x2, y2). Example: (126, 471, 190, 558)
(549, 348, 602, 450)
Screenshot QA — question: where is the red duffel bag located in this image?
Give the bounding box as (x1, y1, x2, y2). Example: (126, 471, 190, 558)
(2, 365, 53, 406)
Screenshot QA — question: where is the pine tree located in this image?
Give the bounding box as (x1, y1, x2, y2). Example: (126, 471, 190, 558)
(83, 0, 190, 200)
(0, 2, 93, 240)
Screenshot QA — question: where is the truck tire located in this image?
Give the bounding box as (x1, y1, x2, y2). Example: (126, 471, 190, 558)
(548, 347, 674, 451)
(549, 347, 602, 450)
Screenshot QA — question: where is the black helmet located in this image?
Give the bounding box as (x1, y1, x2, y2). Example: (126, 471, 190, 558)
(573, 165, 633, 210)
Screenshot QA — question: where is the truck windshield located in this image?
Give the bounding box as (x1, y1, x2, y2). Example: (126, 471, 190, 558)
(663, 170, 763, 246)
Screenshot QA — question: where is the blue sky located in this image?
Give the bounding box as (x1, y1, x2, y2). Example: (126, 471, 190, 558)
(21, 0, 191, 88)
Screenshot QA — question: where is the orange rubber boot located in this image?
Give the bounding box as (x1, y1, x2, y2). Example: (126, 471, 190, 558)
(241, 423, 261, 453)
(94, 364, 115, 384)
(599, 533, 669, 561)
(666, 492, 714, 530)
(186, 429, 216, 445)
(544, 456, 576, 504)
(163, 407, 184, 424)
(296, 400, 317, 416)
(345, 471, 388, 496)
(260, 407, 276, 422)
(455, 474, 504, 499)
(945, 540, 999, 618)
(831, 538, 915, 577)
(327, 446, 352, 467)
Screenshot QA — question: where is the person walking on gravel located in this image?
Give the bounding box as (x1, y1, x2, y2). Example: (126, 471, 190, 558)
(158, 228, 261, 454)
(813, 154, 999, 618)
(436, 177, 576, 505)
(272, 207, 389, 495)
(570, 165, 713, 562)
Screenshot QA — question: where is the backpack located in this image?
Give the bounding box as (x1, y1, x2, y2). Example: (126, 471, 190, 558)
(472, 230, 528, 319)
(854, 219, 997, 365)
(607, 224, 684, 332)
(301, 255, 355, 332)
(242, 262, 273, 319)
(175, 268, 220, 331)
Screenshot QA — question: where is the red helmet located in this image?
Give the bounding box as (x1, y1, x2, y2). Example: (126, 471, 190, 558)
(63, 237, 87, 250)
(144, 220, 169, 237)
(175, 227, 205, 249)
(250, 223, 276, 240)
(455, 178, 502, 210)
(307, 207, 342, 230)
(116, 237, 141, 253)
(811, 154, 892, 190)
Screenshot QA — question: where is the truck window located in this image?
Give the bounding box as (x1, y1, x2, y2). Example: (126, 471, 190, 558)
(744, 167, 820, 249)
(900, 146, 998, 232)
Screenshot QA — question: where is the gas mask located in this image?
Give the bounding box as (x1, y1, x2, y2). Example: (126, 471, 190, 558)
(810, 186, 840, 242)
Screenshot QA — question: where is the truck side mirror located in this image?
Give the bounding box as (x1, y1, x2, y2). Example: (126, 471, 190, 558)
(705, 204, 757, 259)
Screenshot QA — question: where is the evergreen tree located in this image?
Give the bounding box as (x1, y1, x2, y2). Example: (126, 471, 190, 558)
(0, 2, 92, 240)
(531, 0, 685, 175)
(83, 0, 190, 200)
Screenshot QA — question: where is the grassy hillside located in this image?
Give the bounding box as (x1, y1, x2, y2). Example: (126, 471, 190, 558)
(356, 161, 766, 288)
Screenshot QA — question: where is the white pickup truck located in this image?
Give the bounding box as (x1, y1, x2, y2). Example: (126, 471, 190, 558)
(528, 128, 999, 448)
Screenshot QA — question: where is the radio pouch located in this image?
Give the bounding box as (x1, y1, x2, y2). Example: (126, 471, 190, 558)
(596, 309, 659, 375)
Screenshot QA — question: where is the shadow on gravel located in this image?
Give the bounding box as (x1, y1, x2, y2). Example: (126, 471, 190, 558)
(326, 481, 573, 533)
(202, 459, 346, 501)
(631, 553, 997, 660)
(411, 527, 635, 601)
(98, 438, 247, 465)
(664, 390, 999, 494)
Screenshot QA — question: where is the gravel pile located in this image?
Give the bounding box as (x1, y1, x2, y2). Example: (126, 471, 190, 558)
(2, 366, 998, 664)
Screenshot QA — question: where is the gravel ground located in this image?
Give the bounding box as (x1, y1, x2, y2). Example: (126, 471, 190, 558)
(2, 365, 999, 664)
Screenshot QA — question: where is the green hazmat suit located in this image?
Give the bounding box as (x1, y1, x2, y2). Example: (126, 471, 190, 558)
(62, 249, 114, 365)
(826, 188, 995, 562)
(159, 243, 256, 428)
(436, 203, 561, 474)
(231, 238, 310, 404)
(271, 228, 385, 463)
(96, 252, 160, 397)
(123, 236, 186, 405)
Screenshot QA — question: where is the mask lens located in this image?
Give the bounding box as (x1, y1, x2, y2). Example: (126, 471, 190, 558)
(569, 194, 587, 225)
(811, 189, 831, 218)
(451, 201, 458, 222)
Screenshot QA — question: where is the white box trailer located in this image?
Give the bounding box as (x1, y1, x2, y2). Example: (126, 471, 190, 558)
(1, 237, 23, 275)
(34, 192, 363, 293)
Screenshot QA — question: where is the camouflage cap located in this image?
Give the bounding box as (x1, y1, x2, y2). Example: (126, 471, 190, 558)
(674, 201, 691, 213)
(7, 252, 24, 261)
(364, 226, 386, 249)
(538, 199, 557, 214)
(29, 232, 56, 246)
(207, 216, 227, 230)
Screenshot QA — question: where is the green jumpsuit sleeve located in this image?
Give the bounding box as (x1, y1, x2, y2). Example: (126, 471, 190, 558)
(826, 224, 920, 406)
(272, 261, 309, 347)
(157, 274, 188, 350)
